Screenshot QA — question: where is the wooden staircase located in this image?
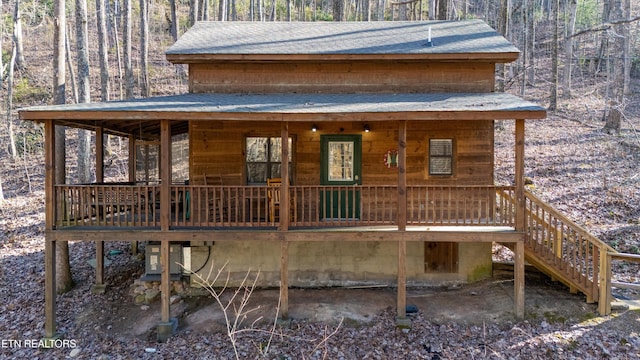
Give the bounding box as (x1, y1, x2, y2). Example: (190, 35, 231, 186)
(503, 190, 619, 315)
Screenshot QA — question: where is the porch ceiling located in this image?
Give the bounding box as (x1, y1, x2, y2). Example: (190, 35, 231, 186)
(19, 92, 546, 140)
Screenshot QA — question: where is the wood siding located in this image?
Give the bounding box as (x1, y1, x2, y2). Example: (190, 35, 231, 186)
(189, 61, 495, 94)
(190, 120, 493, 187)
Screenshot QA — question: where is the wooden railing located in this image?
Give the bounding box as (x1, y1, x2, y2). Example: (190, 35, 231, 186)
(56, 184, 160, 227)
(407, 186, 516, 226)
(521, 191, 615, 306)
(601, 252, 640, 315)
(56, 184, 516, 229)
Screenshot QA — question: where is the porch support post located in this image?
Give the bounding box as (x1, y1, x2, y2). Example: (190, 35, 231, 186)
(160, 120, 171, 232)
(514, 119, 526, 319)
(515, 119, 526, 231)
(92, 127, 105, 294)
(44, 119, 57, 338)
(96, 127, 104, 182)
(128, 135, 138, 255)
(157, 119, 176, 341)
(396, 120, 409, 327)
(280, 122, 290, 231)
(279, 121, 289, 320)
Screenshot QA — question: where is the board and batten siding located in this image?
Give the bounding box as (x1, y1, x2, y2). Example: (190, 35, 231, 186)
(188, 61, 495, 94)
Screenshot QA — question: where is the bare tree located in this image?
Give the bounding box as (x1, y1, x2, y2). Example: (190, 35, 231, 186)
(77, 0, 91, 183)
(622, 0, 631, 95)
(140, 0, 150, 97)
(54, 0, 74, 294)
(436, 0, 446, 20)
(604, 0, 625, 133)
(109, 1, 124, 99)
(562, 0, 578, 98)
(333, 0, 344, 21)
(6, 26, 18, 160)
(171, 0, 179, 39)
(65, 28, 79, 103)
(495, 0, 508, 91)
(525, 0, 535, 86)
(13, 0, 25, 69)
(189, 0, 199, 26)
(96, 0, 110, 101)
(549, 0, 559, 110)
(123, 0, 134, 99)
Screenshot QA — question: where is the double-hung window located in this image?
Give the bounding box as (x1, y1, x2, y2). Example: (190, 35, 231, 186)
(429, 139, 454, 176)
(245, 137, 293, 184)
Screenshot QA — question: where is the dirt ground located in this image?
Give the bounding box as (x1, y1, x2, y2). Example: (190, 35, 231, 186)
(97, 266, 628, 340)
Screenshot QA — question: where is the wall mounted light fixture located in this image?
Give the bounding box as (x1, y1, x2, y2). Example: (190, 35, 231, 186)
(364, 124, 371, 133)
(312, 124, 318, 132)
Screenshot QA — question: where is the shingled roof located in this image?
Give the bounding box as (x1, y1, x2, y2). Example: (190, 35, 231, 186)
(166, 20, 520, 62)
(19, 92, 546, 139)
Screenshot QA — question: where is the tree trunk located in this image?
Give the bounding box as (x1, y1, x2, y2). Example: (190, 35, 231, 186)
(65, 27, 79, 103)
(232, 0, 237, 20)
(109, 3, 124, 99)
(333, 0, 344, 21)
(123, 0, 134, 99)
(140, 0, 150, 97)
(525, 0, 535, 86)
(562, 0, 577, 98)
(13, 0, 25, 69)
(519, 0, 528, 96)
(604, 107, 622, 134)
(171, 0, 180, 36)
(54, 0, 74, 294)
(6, 37, 18, 160)
(549, 0, 559, 110)
(622, 0, 630, 95)
(595, 0, 611, 73)
(611, 0, 624, 103)
(96, 0, 110, 101)
(437, 0, 447, 20)
(189, 0, 199, 27)
(76, 0, 91, 184)
(496, 0, 508, 91)
(202, 0, 209, 20)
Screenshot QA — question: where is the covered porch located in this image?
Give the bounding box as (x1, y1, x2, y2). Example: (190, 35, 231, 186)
(20, 91, 546, 339)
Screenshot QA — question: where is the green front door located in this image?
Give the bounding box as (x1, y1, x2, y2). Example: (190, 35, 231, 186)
(320, 135, 362, 220)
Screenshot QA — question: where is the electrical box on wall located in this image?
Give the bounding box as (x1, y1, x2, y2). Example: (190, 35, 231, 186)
(145, 244, 183, 275)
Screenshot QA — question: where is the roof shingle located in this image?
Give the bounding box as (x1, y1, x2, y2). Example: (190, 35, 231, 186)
(166, 20, 519, 60)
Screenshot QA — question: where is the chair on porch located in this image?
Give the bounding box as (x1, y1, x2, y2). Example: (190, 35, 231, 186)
(267, 178, 281, 225)
(267, 178, 296, 225)
(204, 174, 228, 222)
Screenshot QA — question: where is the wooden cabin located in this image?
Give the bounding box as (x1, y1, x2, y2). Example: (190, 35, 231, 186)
(20, 20, 570, 341)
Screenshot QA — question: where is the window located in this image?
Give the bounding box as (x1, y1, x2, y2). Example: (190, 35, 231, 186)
(245, 137, 292, 184)
(429, 139, 453, 175)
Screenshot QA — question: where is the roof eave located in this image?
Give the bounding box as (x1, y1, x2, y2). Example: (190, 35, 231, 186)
(166, 52, 521, 64)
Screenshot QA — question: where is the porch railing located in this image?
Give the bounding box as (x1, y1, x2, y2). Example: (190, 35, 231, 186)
(519, 191, 615, 305)
(55, 184, 516, 228)
(55, 184, 160, 227)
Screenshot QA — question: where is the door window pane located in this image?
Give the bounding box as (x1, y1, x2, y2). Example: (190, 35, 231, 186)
(328, 141, 354, 181)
